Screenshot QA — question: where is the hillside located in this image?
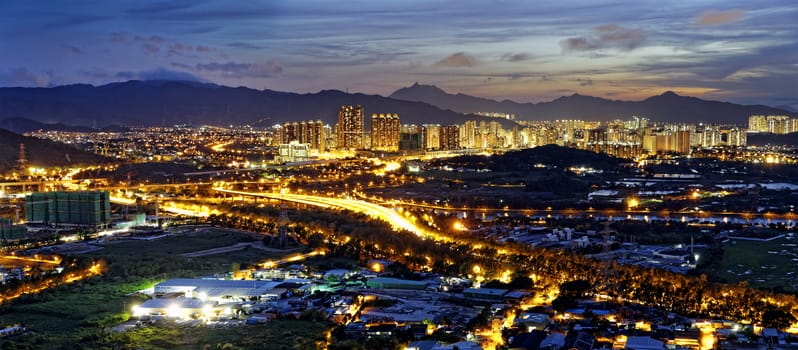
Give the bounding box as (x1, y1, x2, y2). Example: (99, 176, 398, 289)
(432, 144, 628, 172)
(0, 118, 96, 134)
(0, 129, 107, 171)
(390, 83, 794, 123)
(746, 132, 798, 147)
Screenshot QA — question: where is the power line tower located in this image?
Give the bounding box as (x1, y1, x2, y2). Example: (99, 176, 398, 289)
(276, 202, 289, 248)
(17, 143, 28, 171)
(600, 231, 619, 302)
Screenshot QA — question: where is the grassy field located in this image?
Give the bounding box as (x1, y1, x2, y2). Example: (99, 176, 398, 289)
(104, 320, 331, 350)
(90, 227, 260, 257)
(0, 279, 150, 348)
(0, 226, 321, 349)
(719, 235, 798, 292)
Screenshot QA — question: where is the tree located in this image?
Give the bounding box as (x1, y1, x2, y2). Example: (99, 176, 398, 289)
(762, 308, 796, 329)
(307, 232, 325, 249)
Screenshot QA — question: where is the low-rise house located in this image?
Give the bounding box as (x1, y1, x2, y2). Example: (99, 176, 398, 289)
(463, 287, 507, 301)
(625, 336, 664, 350)
(365, 323, 397, 338)
(514, 312, 551, 332)
(508, 330, 547, 350)
(405, 340, 440, 350)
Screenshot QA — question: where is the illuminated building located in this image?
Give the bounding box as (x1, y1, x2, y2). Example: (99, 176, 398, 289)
(584, 128, 643, 158)
(154, 278, 284, 301)
(625, 116, 649, 130)
(422, 124, 441, 150)
(642, 129, 690, 154)
(475, 111, 515, 120)
(300, 120, 325, 151)
(692, 125, 747, 148)
(280, 122, 299, 145)
(440, 124, 460, 150)
(336, 105, 365, 150)
(278, 141, 310, 162)
(748, 115, 797, 134)
(280, 120, 325, 151)
(748, 115, 767, 133)
(460, 120, 478, 149)
(370, 113, 400, 152)
(25, 191, 111, 228)
(555, 120, 585, 145)
(721, 127, 747, 146)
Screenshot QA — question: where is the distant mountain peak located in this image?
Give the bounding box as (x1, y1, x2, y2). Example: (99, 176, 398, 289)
(388, 84, 793, 123)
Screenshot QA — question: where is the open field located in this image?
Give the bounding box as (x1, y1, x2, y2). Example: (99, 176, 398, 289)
(93, 226, 263, 256)
(719, 235, 798, 292)
(0, 279, 150, 347)
(105, 319, 330, 350)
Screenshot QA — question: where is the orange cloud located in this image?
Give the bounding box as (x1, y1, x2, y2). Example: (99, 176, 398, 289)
(433, 52, 477, 67)
(695, 10, 745, 26)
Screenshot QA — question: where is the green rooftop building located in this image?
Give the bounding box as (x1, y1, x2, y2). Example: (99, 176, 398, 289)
(0, 219, 26, 240)
(25, 191, 111, 228)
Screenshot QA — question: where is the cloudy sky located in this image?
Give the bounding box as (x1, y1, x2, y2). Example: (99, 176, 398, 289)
(1, 0, 796, 107)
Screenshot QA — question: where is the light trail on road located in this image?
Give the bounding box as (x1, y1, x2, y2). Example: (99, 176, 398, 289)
(213, 188, 446, 241)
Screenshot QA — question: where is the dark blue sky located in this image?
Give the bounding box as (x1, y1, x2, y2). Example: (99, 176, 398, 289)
(1, 0, 796, 107)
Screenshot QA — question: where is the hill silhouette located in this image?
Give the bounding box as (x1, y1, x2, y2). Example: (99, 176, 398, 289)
(434, 144, 627, 172)
(0, 128, 106, 172)
(390, 83, 794, 123)
(0, 80, 515, 129)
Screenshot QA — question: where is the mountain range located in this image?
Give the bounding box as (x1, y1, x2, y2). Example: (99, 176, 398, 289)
(0, 80, 793, 130)
(0, 80, 512, 130)
(390, 83, 794, 124)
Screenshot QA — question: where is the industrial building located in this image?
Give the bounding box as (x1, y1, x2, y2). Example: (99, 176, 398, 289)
(365, 277, 430, 290)
(154, 278, 285, 302)
(132, 298, 215, 319)
(25, 191, 111, 228)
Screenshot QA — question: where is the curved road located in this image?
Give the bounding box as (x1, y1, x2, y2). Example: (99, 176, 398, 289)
(213, 188, 444, 240)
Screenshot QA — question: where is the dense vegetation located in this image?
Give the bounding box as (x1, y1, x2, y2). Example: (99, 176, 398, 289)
(212, 202, 798, 327)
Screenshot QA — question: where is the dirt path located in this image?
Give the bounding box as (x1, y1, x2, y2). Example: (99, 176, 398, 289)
(180, 241, 293, 257)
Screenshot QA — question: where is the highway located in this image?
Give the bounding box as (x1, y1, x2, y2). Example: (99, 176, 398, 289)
(354, 193, 798, 225)
(212, 188, 444, 240)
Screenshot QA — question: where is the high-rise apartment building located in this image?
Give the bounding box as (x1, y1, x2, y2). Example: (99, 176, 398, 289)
(336, 105, 364, 150)
(748, 115, 796, 134)
(440, 125, 460, 150)
(370, 113, 400, 152)
(460, 121, 478, 149)
(422, 124, 441, 150)
(279, 120, 325, 151)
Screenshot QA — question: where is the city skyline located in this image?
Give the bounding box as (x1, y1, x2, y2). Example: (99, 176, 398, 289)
(1, 1, 797, 108)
